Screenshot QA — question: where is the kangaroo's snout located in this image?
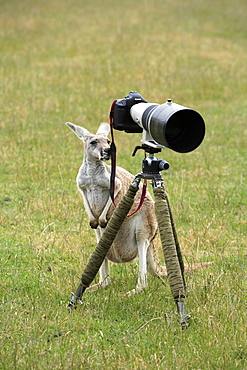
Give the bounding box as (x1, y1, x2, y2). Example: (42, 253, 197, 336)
(101, 147, 111, 161)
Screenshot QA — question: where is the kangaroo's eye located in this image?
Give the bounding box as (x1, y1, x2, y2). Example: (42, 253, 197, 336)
(90, 140, 97, 145)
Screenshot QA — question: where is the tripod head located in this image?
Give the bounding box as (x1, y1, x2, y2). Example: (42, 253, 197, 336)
(132, 143, 170, 181)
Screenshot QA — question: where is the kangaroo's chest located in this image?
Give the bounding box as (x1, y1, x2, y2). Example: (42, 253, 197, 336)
(77, 163, 111, 215)
(77, 164, 110, 190)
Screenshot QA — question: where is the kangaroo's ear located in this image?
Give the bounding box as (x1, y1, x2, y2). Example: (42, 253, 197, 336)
(96, 122, 110, 137)
(66, 122, 91, 141)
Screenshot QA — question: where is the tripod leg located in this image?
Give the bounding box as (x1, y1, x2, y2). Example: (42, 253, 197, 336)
(68, 179, 140, 309)
(95, 228, 111, 289)
(153, 184, 190, 329)
(163, 191, 187, 290)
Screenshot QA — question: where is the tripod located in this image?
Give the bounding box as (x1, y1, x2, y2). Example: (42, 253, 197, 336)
(68, 144, 191, 329)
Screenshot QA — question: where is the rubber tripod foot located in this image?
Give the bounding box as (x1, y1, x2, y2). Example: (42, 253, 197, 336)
(176, 301, 191, 329)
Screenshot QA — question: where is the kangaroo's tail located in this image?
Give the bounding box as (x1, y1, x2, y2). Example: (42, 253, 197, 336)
(147, 242, 213, 277)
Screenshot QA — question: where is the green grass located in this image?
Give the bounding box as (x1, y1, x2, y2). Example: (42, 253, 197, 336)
(0, 0, 246, 368)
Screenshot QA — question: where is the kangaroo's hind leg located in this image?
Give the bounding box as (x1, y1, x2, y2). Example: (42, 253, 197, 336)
(126, 238, 149, 296)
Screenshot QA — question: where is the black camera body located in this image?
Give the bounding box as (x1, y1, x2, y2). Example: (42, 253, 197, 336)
(112, 92, 147, 133)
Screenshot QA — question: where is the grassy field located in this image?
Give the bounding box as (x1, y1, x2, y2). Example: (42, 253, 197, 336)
(0, 0, 246, 368)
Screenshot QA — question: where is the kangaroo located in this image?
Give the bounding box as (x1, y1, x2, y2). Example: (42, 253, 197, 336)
(66, 122, 211, 294)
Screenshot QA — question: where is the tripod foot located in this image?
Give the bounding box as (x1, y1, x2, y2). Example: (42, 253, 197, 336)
(176, 301, 191, 329)
(68, 284, 86, 312)
(67, 292, 82, 312)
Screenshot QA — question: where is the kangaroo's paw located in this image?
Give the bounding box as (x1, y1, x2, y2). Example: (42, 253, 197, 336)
(86, 283, 102, 293)
(89, 220, 99, 229)
(86, 277, 111, 293)
(98, 219, 108, 228)
(125, 286, 146, 297)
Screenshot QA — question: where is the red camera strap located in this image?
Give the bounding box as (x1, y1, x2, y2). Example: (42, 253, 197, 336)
(127, 178, 147, 217)
(109, 100, 147, 216)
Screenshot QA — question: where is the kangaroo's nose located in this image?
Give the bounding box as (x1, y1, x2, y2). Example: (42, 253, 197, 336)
(104, 148, 111, 155)
(101, 147, 111, 160)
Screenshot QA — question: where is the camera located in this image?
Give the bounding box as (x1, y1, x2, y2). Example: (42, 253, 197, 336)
(112, 91, 205, 153)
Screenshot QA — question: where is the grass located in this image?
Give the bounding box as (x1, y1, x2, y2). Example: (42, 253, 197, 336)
(0, 0, 246, 368)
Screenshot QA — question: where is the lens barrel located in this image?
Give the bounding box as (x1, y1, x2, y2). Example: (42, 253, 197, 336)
(141, 101, 205, 153)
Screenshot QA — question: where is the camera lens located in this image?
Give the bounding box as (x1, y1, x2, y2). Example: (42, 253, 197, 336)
(129, 97, 205, 153)
(147, 104, 205, 153)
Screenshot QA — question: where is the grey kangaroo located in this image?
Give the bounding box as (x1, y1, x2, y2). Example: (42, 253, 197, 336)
(66, 122, 210, 294)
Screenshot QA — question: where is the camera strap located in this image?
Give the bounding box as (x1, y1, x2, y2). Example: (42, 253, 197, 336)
(109, 100, 147, 216)
(127, 179, 147, 217)
(109, 100, 117, 207)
